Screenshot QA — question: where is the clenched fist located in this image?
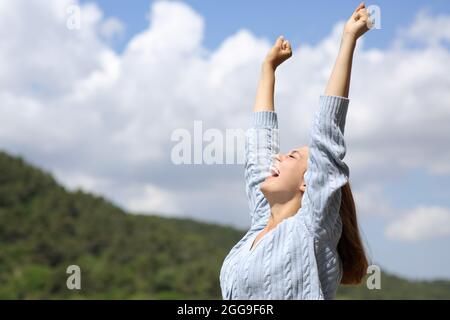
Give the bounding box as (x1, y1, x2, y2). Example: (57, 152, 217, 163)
(344, 2, 372, 40)
(264, 36, 292, 70)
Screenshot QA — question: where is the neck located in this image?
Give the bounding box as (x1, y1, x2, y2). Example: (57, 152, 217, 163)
(266, 194, 302, 230)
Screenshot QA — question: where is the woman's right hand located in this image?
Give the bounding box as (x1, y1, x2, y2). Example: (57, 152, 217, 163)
(264, 35, 292, 70)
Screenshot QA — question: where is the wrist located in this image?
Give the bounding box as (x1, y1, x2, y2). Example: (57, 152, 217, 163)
(340, 33, 357, 52)
(341, 32, 357, 46)
(262, 61, 276, 73)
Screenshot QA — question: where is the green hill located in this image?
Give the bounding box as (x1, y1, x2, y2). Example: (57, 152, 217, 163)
(0, 151, 449, 299)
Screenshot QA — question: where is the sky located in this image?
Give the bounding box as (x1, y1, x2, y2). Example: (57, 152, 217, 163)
(1, 0, 450, 281)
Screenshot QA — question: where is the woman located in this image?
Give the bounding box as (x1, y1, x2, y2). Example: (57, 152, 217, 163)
(219, 3, 371, 300)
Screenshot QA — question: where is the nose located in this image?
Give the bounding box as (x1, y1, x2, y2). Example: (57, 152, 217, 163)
(275, 153, 287, 162)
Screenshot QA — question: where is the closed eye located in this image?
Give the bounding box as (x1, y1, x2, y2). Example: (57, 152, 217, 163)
(288, 150, 301, 159)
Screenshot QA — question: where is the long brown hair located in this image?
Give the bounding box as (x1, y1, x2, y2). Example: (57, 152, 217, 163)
(337, 181, 368, 285)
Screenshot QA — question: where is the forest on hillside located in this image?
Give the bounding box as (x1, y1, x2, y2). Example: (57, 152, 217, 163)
(0, 151, 449, 299)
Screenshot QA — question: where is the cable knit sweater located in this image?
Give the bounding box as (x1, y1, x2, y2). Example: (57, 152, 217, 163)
(219, 95, 350, 300)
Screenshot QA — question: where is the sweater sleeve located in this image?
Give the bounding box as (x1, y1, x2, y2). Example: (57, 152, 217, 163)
(301, 95, 350, 239)
(244, 111, 279, 227)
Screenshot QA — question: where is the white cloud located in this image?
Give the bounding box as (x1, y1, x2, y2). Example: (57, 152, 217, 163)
(124, 184, 179, 215)
(385, 206, 450, 241)
(54, 170, 112, 193)
(352, 183, 393, 217)
(55, 169, 179, 216)
(0, 0, 109, 97)
(0, 0, 449, 231)
(100, 17, 125, 41)
(397, 9, 450, 46)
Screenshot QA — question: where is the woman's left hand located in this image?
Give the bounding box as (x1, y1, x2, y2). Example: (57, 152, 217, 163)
(343, 2, 372, 41)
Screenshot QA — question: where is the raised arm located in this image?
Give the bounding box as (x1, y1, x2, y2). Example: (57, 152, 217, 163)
(253, 36, 292, 112)
(325, 2, 370, 98)
(300, 3, 371, 238)
(245, 36, 292, 227)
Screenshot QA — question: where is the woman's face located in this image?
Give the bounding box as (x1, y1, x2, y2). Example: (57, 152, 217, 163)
(260, 146, 309, 201)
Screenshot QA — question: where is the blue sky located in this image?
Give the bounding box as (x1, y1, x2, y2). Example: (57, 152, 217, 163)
(1, 0, 450, 283)
(76, 0, 450, 280)
(84, 0, 450, 52)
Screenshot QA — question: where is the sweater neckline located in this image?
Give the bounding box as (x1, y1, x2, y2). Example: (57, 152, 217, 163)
(247, 213, 299, 253)
(248, 229, 272, 252)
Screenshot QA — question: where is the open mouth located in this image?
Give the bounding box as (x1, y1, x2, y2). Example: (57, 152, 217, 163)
(270, 166, 280, 178)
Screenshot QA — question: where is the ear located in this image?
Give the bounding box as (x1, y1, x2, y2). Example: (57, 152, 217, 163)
(299, 183, 306, 193)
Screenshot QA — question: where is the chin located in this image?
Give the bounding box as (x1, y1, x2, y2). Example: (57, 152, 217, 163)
(260, 179, 270, 194)
(260, 178, 276, 196)
(260, 180, 268, 194)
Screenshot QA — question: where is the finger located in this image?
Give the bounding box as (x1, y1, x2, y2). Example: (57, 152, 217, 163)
(356, 17, 370, 30)
(275, 35, 284, 47)
(355, 2, 365, 12)
(357, 15, 369, 26)
(283, 40, 291, 49)
(358, 7, 368, 15)
(359, 8, 369, 17)
(352, 6, 366, 21)
(354, 9, 369, 22)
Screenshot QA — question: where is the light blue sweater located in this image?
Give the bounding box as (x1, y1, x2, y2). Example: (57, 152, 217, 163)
(219, 95, 350, 300)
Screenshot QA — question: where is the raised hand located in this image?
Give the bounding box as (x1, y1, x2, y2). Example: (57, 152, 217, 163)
(264, 36, 292, 70)
(343, 2, 372, 41)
